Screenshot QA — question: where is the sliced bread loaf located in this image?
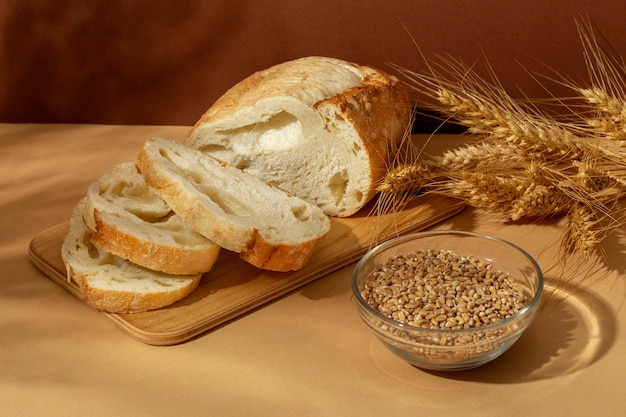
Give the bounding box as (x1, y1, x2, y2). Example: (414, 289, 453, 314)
(61, 198, 202, 313)
(83, 162, 221, 275)
(185, 56, 411, 217)
(136, 137, 331, 272)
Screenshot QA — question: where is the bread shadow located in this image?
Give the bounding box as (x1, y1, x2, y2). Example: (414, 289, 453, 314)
(152, 193, 464, 341)
(171, 218, 359, 306)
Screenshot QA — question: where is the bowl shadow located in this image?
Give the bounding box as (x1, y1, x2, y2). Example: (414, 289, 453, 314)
(420, 277, 616, 383)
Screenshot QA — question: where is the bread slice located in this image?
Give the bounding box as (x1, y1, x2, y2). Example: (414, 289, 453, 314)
(61, 198, 202, 313)
(83, 162, 221, 275)
(136, 137, 331, 271)
(185, 56, 411, 217)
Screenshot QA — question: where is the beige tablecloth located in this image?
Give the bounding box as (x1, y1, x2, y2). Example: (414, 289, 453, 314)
(1, 123, 624, 416)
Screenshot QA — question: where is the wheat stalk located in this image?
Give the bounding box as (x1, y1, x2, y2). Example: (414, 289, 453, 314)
(435, 86, 593, 159)
(565, 202, 603, 257)
(435, 141, 528, 171)
(377, 17, 626, 271)
(509, 183, 571, 221)
(377, 162, 429, 195)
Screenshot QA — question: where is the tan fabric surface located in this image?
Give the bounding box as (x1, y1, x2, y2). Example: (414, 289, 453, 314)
(1, 124, 624, 416)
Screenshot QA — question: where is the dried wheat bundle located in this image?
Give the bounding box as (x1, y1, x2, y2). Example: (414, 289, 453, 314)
(378, 19, 626, 263)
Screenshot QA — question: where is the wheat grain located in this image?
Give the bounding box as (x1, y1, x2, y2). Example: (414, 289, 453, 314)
(437, 141, 528, 171)
(431, 171, 527, 213)
(509, 183, 571, 221)
(361, 249, 527, 330)
(566, 202, 601, 256)
(578, 87, 626, 144)
(579, 87, 626, 119)
(377, 162, 429, 195)
(584, 118, 626, 143)
(436, 89, 508, 133)
(573, 159, 615, 191)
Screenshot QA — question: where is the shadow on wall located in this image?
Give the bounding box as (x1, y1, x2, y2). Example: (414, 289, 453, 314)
(1, 0, 625, 125)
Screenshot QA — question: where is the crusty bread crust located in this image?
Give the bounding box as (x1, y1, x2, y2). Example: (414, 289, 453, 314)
(314, 67, 411, 209)
(186, 56, 411, 217)
(239, 229, 321, 272)
(190, 56, 366, 124)
(79, 273, 201, 314)
(91, 209, 220, 275)
(137, 137, 331, 271)
(61, 199, 202, 313)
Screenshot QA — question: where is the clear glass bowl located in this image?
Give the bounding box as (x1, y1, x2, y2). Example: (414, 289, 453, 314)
(352, 230, 543, 371)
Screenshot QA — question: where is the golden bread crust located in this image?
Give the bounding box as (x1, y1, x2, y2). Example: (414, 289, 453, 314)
(186, 56, 411, 217)
(61, 199, 203, 314)
(91, 209, 220, 275)
(137, 137, 331, 272)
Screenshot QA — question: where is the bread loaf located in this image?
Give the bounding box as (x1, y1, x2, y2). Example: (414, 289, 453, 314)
(136, 137, 331, 271)
(61, 198, 202, 313)
(186, 56, 411, 217)
(83, 162, 221, 275)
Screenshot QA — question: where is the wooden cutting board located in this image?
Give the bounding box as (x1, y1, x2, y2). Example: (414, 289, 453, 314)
(29, 195, 463, 345)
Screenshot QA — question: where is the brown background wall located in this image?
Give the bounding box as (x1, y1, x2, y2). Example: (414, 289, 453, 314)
(1, 0, 625, 126)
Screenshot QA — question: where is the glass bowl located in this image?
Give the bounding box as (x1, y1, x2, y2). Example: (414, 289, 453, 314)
(352, 230, 543, 371)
